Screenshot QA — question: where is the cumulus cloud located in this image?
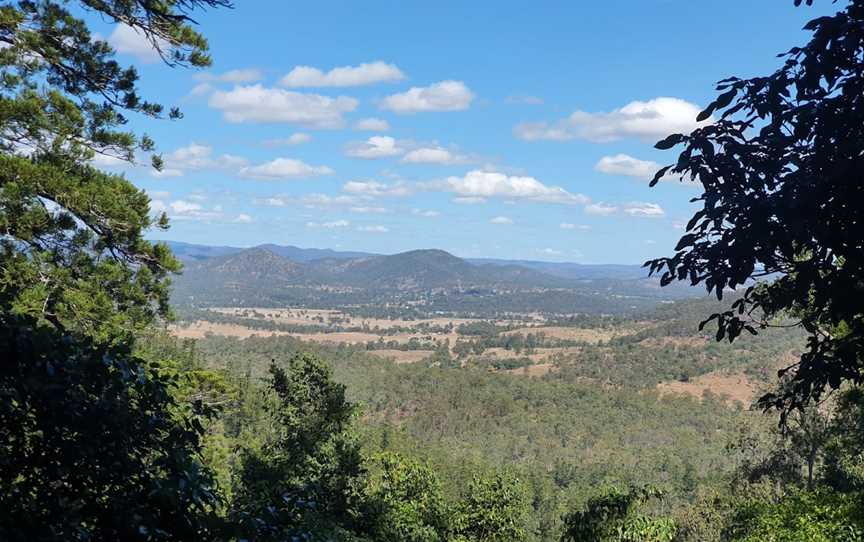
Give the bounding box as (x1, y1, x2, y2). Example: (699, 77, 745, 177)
(107, 24, 167, 63)
(381, 81, 474, 114)
(412, 209, 440, 218)
(514, 97, 709, 143)
(233, 213, 253, 223)
(490, 216, 513, 225)
(357, 225, 389, 233)
(350, 206, 388, 214)
(281, 61, 404, 88)
(239, 158, 333, 180)
(584, 202, 619, 216)
(342, 180, 412, 197)
(263, 133, 312, 146)
(188, 83, 214, 97)
(584, 201, 664, 218)
(165, 199, 223, 221)
(306, 220, 350, 229)
(594, 154, 661, 180)
(623, 202, 665, 218)
(402, 147, 469, 165)
(157, 143, 248, 176)
(90, 153, 129, 167)
(442, 170, 589, 205)
(209, 85, 357, 128)
(594, 153, 694, 185)
(151, 168, 183, 178)
(195, 68, 264, 84)
(353, 118, 390, 131)
(256, 193, 362, 208)
(345, 136, 404, 159)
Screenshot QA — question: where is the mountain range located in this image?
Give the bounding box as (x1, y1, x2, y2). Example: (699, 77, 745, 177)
(166, 241, 699, 314)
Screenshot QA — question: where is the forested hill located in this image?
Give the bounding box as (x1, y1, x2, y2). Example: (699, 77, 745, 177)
(170, 243, 699, 313)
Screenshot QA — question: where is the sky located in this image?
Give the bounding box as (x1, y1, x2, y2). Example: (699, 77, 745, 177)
(89, 1, 834, 264)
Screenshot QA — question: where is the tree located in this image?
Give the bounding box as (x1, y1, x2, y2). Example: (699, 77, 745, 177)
(645, 0, 864, 414)
(0, 1, 229, 539)
(455, 470, 531, 542)
(560, 486, 676, 542)
(359, 452, 452, 542)
(230, 354, 364, 541)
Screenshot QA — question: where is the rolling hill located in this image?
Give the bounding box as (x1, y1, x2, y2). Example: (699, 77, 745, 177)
(170, 244, 701, 314)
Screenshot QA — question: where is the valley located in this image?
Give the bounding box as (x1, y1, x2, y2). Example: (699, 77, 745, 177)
(167, 243, 804, 406)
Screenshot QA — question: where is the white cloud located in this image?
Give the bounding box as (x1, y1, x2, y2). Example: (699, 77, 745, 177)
(189, 83, 214, 97)
(149, 199, 167, 215)
(209, 85, 358, 128)
(90, 153, 129, 167)
(560, 222, 591, 231)
(357, 225, 389, 233)
(264, 133, 312, 146)
(594, 154, 661, 180)
(490, 216, 513, 225)
(158, 143, 248, 176)
(342, 180, 411, 197)
(281, 61, 404, 88)
(412, 209, 440, 217)
(166, 199, 223, 221)
(151, 168, 183, 178)
(594, 153, 693, 186)
(350, 206, 388, 214)
(301, 193, 363, 207)
(381, 81, 474, 114)
(170, 200, 201, 214)
(345, 136, 404, 159)
(147, 190, 171, 200)
(233, 213, 253, 223)
(402, 147, 468, 165)
(353, 118, 390, 131)
(256, 193, 362, 208)
(307, 220, 350, 229)
(584, 203, 619, 216)
(514, 97, 709, 143)
(195, 68, 263, 83)
(258, 197, 291, 207)
(623, 202, 665, 218)
(108, 24, 167, 63)
(239, 158, 333, 180)
(443, 170, 589, 205)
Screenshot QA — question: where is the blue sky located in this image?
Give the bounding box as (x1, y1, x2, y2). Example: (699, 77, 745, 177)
(91, 1, 833, 264)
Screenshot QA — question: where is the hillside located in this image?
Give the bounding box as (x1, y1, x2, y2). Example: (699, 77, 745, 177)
(170, 245, 700, 314)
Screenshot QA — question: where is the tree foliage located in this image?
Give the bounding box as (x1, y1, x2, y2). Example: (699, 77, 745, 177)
(230, 354, 364, 541)
(560, 486, 675, 542)
(646, 0, 864, 413)
(0, 1, 230, 539)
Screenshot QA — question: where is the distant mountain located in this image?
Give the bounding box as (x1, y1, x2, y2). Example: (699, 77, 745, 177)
(162, 240, 372, 264)
(256, 244, 373, 262)
(164, 241, 244, 262)
(467, 258, 649, 281)
(171, 244, 699, 314)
